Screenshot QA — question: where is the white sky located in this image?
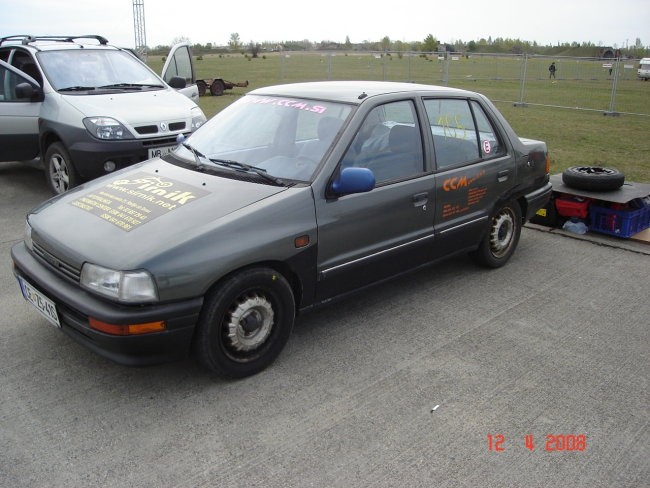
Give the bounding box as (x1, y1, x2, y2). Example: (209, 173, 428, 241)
(1, 0, 648, 49)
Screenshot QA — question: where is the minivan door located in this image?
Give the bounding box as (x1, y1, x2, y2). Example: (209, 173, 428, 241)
(0, 60, 41, 162)
(161, 44, 199, 103)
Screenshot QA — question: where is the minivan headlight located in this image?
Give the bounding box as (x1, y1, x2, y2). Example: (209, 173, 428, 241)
(83, 117, 134, 140)
(80, 263, 158, 303)
(190, 107, 207, 131)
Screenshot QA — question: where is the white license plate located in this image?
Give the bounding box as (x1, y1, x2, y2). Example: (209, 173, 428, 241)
(148, 145, 175, 159)
(18, 277, 61, 328)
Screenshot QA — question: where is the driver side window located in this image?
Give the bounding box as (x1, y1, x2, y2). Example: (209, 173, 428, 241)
(341, 100, 424, 185)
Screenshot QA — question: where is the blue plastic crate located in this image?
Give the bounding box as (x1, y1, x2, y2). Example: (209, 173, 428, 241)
(589, 204, 650, 238)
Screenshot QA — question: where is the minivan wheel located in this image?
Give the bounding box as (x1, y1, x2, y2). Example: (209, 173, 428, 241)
(195, 268, 296, 378)
(470, 200, 522, 268)
(44, 142, 79, 194)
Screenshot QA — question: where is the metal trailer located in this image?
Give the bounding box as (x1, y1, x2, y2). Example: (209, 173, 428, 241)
(196, 78, 249, 96)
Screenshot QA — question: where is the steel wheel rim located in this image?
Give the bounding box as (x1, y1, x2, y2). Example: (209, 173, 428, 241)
(225, 292, 274, 355)
(489, 208, 515, 257)
(49, 154, 70, 193)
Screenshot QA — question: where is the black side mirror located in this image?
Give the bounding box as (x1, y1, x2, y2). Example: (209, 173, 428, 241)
(15, 82, 43, 102)
(168, 76, 187, 89)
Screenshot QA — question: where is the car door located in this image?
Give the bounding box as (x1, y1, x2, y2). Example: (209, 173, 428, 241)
(424, 97, 515, 256)
(161, 44, 199, 103)
(314, 99, 437, 300)
(0, 59, 42, 162)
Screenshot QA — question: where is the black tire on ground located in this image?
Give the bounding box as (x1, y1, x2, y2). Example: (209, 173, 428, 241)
(210, 79, 225, 96)
(470, 200, 522, 268)
(195, 268, 295, 378)
(561, 166, 625, 191)
(196, 80, 207, 97)
(44, 142, 80, 194)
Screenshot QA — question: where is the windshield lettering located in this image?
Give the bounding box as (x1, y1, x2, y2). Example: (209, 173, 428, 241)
(243, 96, 328, 114)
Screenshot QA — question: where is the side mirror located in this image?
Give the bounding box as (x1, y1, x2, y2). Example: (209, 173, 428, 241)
(168, 76, 187, 89)
(330, 167, 375, 195)
(15, 82, 42, 101)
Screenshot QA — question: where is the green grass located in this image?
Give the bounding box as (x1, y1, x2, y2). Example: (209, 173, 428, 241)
(149, 52, 650, 182)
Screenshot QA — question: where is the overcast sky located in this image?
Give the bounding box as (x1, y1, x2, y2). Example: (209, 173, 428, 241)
(1, 0, 648, 49)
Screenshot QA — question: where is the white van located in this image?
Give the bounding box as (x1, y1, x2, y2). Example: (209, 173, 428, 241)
(0, 35, 206, 193)
(638, 58, 650, 80)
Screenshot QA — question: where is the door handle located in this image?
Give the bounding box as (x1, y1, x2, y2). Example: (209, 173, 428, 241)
(412, 192, 429, 208)
(497, 169, 510, 182)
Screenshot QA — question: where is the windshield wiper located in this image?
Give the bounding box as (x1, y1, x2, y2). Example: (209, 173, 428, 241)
(181, 143, 209, 171)
(99, 83, 164, 90)
(59, 85, 96, 92)
(209, 158, 285, 186)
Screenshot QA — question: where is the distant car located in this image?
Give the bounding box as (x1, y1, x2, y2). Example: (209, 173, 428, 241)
(638, 57, 650, 80)
(0, 35, 206, 194)
(11, 81, 552, 378)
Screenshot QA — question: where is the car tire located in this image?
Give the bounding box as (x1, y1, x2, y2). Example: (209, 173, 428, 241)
(196, 80, 207, 97)
(561, 166, 624, 191)
(44, 142, 79, 194)
(195, 267, 295, 378)
(470, 200, 522, 268)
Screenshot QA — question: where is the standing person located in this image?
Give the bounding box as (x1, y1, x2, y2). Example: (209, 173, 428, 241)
(549, 61, 557, 79)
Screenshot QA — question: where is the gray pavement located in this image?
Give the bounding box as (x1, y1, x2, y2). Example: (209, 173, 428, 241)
(1, 161, 648, 487)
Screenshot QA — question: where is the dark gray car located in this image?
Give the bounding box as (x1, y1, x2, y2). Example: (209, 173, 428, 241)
(11, 81, 552, 378)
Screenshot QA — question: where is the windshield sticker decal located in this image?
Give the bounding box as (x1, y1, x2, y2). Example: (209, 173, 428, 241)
(483, 140, 492, 154)
(243, 96, 327, 114)
(69, 172, 209, 232)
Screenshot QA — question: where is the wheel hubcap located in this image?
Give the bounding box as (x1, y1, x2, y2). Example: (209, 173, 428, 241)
(226, 293, 274, 352)
(489, 209, 515, 257)
(50, 155, 70, 193)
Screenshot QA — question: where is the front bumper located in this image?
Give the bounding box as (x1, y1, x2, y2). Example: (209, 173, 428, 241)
(11, 242, 203, 366)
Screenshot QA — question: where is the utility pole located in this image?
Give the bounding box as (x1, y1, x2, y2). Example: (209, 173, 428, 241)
(133, 0, 147, 61)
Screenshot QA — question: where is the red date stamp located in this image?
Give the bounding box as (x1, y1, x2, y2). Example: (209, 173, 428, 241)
(487, 434, 586, 452)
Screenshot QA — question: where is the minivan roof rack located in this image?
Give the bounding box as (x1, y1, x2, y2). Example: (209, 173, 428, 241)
(0, 35, 109, 46)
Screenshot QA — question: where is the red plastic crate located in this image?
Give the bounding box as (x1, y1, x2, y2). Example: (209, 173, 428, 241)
(555, 196, 590, 219)
(589, 204, 650, 238)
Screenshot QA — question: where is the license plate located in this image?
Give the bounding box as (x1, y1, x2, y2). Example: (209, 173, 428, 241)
(18, 277, 61, 328)
(148, 145, 175, 159)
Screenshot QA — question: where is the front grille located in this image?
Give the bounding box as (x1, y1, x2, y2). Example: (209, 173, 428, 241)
(134, 121, 187, 135)
(169, 122, 186, 131)
(33, 242, 81, 282)
(135, 125, 157, 135)
(141, 136, 180, 147)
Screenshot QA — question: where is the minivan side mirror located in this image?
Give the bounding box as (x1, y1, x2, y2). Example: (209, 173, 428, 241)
(15, 82, 43, 102)
(330, 167, 375, 196)
(168, 76, 187, 89)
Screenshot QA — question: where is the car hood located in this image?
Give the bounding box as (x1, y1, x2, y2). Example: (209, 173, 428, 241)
(61, 88, 198, 125)
(28, 159, 290, 269)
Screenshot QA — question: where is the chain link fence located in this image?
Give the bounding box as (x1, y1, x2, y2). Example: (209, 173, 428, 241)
(274, 52, 649, 117)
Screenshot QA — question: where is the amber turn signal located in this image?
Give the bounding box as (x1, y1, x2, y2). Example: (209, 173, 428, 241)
(89, 317, 166, 335)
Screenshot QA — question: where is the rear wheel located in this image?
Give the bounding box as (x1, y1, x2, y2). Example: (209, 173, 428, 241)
(195, 268, 295, 378)
(44, 142, 79, 194)
(471, 200, 522, 268)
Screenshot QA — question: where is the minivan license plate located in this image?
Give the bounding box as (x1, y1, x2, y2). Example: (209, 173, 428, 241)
(148, 145, 175, 159)
(18, 277, 61, 328)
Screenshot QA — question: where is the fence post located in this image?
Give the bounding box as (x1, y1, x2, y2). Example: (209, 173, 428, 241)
(604, 57, 621, 116)
(514, 54, 529, 107)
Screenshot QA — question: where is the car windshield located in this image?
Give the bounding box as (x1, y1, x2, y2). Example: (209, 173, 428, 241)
(37, 49, 163, 91)
(175, 95, 353, 182)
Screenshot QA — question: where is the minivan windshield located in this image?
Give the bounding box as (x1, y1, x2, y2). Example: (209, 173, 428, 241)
(175, 95, 353, 182)
(37, 49, 163, 91)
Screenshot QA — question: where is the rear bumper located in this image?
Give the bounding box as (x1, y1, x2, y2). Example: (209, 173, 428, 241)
(11, 242, 203, 366)
(523, 181, 553, 221)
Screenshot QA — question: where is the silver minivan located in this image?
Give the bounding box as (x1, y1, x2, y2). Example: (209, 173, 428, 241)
(0, 35, 206, 193)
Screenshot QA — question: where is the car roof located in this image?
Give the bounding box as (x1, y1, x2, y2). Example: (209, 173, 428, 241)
(0, 35, 116, 52)
(249, 81, 473, 104)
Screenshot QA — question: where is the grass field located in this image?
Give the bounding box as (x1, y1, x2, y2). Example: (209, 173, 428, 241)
(148, 52, 650, 182)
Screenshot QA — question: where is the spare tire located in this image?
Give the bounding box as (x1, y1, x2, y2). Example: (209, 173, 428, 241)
(561, 166, 625, 191)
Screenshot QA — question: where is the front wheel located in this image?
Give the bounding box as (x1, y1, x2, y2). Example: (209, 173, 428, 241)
(470, 200, 522, 268)
(44, 142, 79, 194)
(195, 268, 295, 378)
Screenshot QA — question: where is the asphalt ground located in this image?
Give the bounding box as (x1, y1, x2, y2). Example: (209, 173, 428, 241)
(1, 161, 648, 487)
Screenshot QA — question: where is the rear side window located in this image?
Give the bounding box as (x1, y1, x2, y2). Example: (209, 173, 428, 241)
(424, 98, 504, 169)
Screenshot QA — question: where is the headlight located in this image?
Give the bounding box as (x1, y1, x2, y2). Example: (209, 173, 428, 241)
(83, 117, 134, 140)
(190, 107, 207, 131)
(80, 263, 158, 303)
(24, 221, 33, 251)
